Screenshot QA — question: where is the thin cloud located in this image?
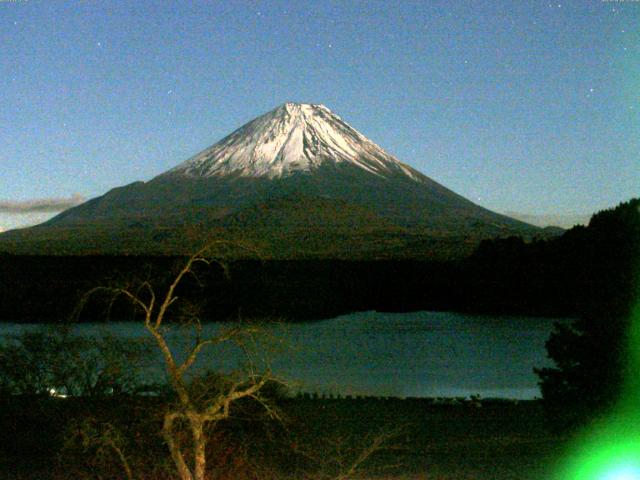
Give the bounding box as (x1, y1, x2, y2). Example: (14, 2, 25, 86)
(504, 211, 591, 229)
(0, 194, 85, 213)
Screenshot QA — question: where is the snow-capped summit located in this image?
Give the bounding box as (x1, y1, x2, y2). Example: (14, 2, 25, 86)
(166, 103, 421, 181)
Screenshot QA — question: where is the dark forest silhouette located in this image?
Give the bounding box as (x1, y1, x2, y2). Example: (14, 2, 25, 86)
(1, 199, 637, 324)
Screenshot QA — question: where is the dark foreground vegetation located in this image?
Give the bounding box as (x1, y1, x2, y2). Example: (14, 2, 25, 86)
(1, 394, 565, 480)
(535, 199, 640, 430)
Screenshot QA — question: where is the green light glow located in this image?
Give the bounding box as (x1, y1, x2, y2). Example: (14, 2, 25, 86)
(557, 299, 640, 480)
(603, 465, 640, 480)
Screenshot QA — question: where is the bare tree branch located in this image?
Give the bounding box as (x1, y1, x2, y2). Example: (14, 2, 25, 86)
(74, 240, 278, 480)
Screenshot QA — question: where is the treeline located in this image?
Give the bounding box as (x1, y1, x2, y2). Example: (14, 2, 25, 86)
(0, 257, 461, 322)
(463, 198, 639, 318)
(0, 198, 637, 323)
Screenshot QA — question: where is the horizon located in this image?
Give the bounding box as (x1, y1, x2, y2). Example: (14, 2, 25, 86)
(1, 1, 638, 231)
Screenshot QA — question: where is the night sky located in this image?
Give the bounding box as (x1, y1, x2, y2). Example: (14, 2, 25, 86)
(1, 0, 638, 230)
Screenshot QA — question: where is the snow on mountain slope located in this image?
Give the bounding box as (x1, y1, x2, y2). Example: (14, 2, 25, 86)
(166, 103, 422, 181)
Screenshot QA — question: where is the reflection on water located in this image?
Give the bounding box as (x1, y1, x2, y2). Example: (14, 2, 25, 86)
(1, 311, 567, 399)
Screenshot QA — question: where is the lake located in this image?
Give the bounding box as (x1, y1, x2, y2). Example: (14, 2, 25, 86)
(0, 311, 567, 399)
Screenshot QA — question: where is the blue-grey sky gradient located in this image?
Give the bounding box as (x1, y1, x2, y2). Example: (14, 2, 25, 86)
(1, 0, 638, 230)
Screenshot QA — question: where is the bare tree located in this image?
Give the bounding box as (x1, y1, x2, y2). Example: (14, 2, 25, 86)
(79, 242, 278, 480)
(291, 428, 402, 480)
(64, 418, 136, 480)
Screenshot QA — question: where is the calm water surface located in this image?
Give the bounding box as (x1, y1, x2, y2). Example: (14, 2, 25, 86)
(1, 311, 567, 399)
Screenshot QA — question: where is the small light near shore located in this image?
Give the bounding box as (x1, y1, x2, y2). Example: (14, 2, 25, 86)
(48, 387, 68, 398)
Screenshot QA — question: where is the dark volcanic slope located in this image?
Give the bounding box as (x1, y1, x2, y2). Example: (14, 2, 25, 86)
(48, 161, 530, 231)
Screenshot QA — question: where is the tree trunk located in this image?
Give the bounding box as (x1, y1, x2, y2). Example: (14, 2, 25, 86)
(163, 412, 194, 480)
(191, 416, 207, 480)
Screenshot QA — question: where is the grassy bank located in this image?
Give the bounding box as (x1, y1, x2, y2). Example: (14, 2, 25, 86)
(1, 396, 568, 479)
(286, 397, 566, 480)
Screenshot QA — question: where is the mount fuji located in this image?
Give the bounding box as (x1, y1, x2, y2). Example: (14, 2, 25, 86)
(1, 103, 539, 258)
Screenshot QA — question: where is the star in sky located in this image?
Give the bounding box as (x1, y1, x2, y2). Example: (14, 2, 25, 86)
(1, 0, 637, 219)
